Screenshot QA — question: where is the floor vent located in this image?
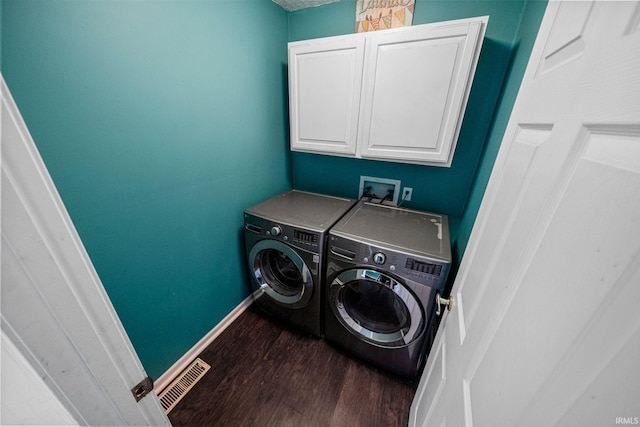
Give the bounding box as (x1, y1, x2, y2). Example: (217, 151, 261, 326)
(158, 358, 211, 413)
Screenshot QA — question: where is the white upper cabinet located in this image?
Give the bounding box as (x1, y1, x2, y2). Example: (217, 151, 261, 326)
(288, 16, 488, 166)
(288, 35, 366, 156)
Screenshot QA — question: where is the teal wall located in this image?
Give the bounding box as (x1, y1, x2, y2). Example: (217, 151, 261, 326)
(288, 0, 546, 266)
(1, 0, 546, 379)
(2, 0, 290, 379)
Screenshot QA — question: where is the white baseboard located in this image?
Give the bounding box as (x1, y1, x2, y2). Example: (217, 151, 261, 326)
(154, 294, 254, 393)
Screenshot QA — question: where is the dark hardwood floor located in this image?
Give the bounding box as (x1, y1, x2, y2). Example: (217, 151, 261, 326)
(168, 305, 418, 427)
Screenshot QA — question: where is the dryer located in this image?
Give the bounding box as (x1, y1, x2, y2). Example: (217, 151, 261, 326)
(324, 202, 451, 377)
(244, 190, 355, 337)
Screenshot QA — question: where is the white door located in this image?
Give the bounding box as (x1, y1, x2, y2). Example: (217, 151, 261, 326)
(1, 75, 170, 426)
(410, 1, 640, 426)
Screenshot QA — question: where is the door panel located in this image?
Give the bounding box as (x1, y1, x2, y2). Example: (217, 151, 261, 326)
(537, 1, 593, 75)
(412, 321, 447, 422)
(456, 124, 553, 343)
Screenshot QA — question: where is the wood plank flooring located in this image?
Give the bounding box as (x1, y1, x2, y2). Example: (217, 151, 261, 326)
(168, 305, 418, 427)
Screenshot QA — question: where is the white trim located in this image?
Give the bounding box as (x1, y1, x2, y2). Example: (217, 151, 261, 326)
(154, 295, 254, 393)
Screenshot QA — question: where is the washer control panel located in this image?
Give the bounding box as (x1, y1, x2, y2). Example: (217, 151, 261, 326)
(270, 225, 282, 236)
(244, 213, 321, 251)
(372, 252, 386, 265)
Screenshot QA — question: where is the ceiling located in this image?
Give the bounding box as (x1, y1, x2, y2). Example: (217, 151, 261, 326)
(272, 0, 340, 12)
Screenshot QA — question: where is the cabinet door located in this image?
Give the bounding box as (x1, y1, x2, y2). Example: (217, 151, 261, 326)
(288, 35, 365, 156)
(358, 18, 486, 166)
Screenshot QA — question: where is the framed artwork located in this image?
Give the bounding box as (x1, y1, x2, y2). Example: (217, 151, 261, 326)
(356, 0, 415, 32)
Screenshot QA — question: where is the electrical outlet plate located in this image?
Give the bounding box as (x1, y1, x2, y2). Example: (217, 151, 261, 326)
(359, 176, 401, 205)
(402, 187, 413, 202)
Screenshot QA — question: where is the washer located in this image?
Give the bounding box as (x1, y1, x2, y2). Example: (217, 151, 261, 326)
(324, 202, 452, 377)
(244, 190, 355, 337)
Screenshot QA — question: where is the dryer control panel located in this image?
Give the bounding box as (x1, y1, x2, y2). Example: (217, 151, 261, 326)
(329, 234, 450, 289)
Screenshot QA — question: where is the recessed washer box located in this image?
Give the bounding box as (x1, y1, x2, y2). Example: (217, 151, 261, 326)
(358, 176, 401, 205)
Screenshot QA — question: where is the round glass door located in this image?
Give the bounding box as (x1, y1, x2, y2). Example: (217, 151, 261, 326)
(329, 269, 424, 347)
(249, 239, 313, 308)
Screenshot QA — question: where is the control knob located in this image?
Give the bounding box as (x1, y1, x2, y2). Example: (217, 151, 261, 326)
(373, 252, 386, 265)
(270, 225, 281, 236)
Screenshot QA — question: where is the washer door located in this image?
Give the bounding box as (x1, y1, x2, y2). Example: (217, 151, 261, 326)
(329, 268, 424, 347)
(249, 239, 313, 309)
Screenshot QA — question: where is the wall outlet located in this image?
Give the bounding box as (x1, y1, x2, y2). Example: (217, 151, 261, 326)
(402, 187, 413, 202)
(359, 176, 401, 205)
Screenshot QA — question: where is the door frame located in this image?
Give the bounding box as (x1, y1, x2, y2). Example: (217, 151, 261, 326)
(1, 74, 170, 425)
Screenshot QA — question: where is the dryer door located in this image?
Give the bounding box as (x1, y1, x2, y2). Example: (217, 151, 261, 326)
(249, 239, 314, 309)
(329, 268, 424, 347)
